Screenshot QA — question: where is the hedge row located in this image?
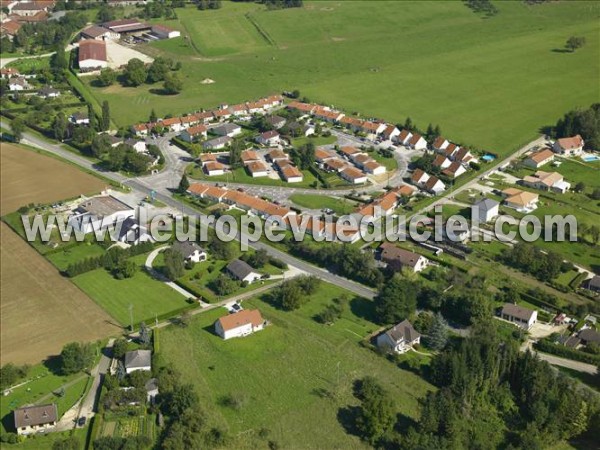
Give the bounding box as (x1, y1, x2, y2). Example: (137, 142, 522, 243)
(534, 339, 600, 365)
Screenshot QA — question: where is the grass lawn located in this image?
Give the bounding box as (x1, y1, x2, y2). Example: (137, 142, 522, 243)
(290, 134, 337, 148)
(0, 364, 87, 434)
(72, 263, 192, 327)
(6, 56, 51, 73)
(156, 282, 433, 449)
(371, 151, 398, 171)
(46, 243, 106, 271)
(5, 429, 88, 450)
(83, 1, 598, 158)
(289, 193, 357, 214)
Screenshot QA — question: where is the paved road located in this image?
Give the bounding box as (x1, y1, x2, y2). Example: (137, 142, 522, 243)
(522, 341, 598, 375)
(77, 339, 115, 422)
(1, 122, 377, 299)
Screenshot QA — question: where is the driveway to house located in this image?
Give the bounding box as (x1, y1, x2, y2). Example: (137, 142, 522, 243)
(521, 340, 598, 375)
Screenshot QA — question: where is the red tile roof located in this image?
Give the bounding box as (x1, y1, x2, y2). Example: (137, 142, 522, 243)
(78, 39, 107, 62)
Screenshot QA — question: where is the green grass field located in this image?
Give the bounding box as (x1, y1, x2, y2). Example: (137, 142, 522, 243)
(84, 1, 598, 157)
(72, 259, 191, 326)
(46, 243, 106, 271)
(156, 282, 432, 448)
(289, 193, 358, 214)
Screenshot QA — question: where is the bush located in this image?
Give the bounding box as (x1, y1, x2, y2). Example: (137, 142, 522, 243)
(534, 339, 600, 365)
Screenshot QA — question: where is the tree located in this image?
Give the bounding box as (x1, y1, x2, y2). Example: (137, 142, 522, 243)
(10, 117, 24, 142)
(59, 342, 95, 375)
(52, 112, 68, 141)
(124, 151, 151, 173)
(87, 103, 97, 131)
(51, 45, 68, 73)
(91, 133, 112, 158)
(0, 363, 29, 390)
(112, 339, 128, 359)
(124, 58, 147, 87)
(374, 275, 419, 324)
(104, 146, 125, 171)
(163, 383, 199, 418)
(355, 377, 395, 444)
(574, 181, 586, 193)
(149, 109, 158, 123)
(591, 188, 600, 200)
(147, 57, 172, 83)
(243, 249, 269, 268)
(114, 260, 137, 279)
(97, 6, 115, 23)
(163, 248, 185, 280)
(139, 322, 151, 346)
(426, 312, 448, 351)
(590, 225, 600, 245)
(101, 100, 110, 131)
(404, 117, 413, 131)
(96, 67, 116, 87)
(209, 274, 239, 296)
(163, 73, 183, 95)
(565, 36, 586, 52)
(178, 174, 190, 193)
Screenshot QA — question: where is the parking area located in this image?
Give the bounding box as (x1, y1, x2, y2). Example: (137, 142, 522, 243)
(105, 40, 153, 69)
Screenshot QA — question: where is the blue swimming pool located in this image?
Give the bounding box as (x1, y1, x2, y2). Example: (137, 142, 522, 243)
(482, 154, 496, 162)
(582, 155, 600, 162)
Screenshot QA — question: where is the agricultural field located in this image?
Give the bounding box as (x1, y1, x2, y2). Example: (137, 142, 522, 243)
(0, 144, 116, 365)
(83, 1, 598, 157)
(156, 282, 433, 449)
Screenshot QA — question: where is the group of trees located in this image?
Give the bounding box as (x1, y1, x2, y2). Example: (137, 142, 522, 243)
(59, 342, 95, 375)
(64, 241, 153, 278)
(232, 0, 303, 9)
(464, 0, 498, 16)
(315, 294, 348, 325)
(287, 241, 384, 287)
(163, 247, 186, 280)
(196, 0, 222, 10)
(240, 248, 286, 270)
(500, 242, 568, 282)
(120, 58, 183, 95)
(89, 133, 154, 173)
(289, 141, 316, 170)
(0, 363, 30, 390)
(270, 275, 321, 310)
(551, 103, 599, 150)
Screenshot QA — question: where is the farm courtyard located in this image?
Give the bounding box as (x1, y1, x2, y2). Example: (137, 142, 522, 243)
(84, 1, 600, 156)
(0, 144, 117, 365)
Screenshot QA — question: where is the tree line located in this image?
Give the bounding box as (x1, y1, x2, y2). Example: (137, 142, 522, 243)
(500, 242, 569, 282)
(551, 103, 599, 150)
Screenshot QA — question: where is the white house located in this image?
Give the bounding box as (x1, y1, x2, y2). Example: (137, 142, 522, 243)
(425, 176, 445, 195)
(246, 161, 270, 178)
(379, 243, 429, 273)
(441, 161, 467, 179)
(552, 135, 584, 157)
(397, 129, 413, 146)
(38, 86, 60, 98)
(500, 303, 537, 330)
(381, 124, 401, 141)
(145, 378, 159, 404)
(376, 320, 421, 354)
(69, 195, 134, 234)
(226, 259, 262, 284)
(471, 198, 500, 223)
(215, 309, 266, 340)
(256, 130, 280, 146)
(116, 217, 153, 244)
(203, 161, 226, 176)
(124, 350, 152, 374)
(432, 155, 452, 170)
(408, 133, 428, 150)
(411, 169, 430, 188)
(14, 404, 58, 436)
(523, 149, 555, 169)
(152, 24, 181, 39)
(363, 161, 386, 175)
(281, 164, 304, 183)
(432, 136, 450, 152)
(8, 77, 29, 91)
(502, 188, 539, 212)
(172, 240, 207, 263)
(521, 171, 570, 194)
(341, 167, 368, 184)
(70, 112, 90, 125)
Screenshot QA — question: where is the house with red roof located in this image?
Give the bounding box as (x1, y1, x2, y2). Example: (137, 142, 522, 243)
(552, 135, 584, 157)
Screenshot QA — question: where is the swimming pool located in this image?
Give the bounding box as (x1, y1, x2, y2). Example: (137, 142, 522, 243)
(582, 155, 600, 162)
(482, 154, 496, 162)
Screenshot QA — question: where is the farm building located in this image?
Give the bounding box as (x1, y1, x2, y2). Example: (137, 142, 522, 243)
(78, 40, 108, 71)
(151, 24, 181, 39)
(69, 195, 134, 234)
(80, 25, 119, 41)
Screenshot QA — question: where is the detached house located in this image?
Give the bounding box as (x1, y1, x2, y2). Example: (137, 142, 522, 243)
(226, 259, 262, 284)
(38, 86, 60, 98)
(472, 198, 499, 223)
(280, 164, 304, 183)
(376, 320, 421, 354)
(502, 188, 539, 212)
(213, 123, 241, 137)
(341, 167, 368, 184)
(14, 404, 58, 436)
(203, 136, 232, 150)
(266, 115, 286, 129)
(552, 135, 584, 157)
(500, 303, 537, 330)
(215, 309, 265, 340)
(522, 171, 570, 194)
(256, 130, 280, 146)
(203, 161, 226, 176)
(523, 149, 554, 169)
(246, 161, 269, 178)
(172, 240, 207, 263)
(379, 242, 429, 273)
(124, 350, 152, 374)
(8, 77, 29, 91)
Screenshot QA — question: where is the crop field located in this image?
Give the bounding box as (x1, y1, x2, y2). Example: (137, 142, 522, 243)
(85, 1, 599, 157)
(0, 144, 117, 365)
(157, 282, 433, 449)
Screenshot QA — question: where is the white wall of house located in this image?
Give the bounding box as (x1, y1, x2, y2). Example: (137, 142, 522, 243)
(17, 422, 56, 436)
(215, 321, 264, 340)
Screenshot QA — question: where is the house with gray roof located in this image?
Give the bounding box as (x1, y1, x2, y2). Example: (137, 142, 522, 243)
(203, 136, 232, 151)
(145, 378, 159, 404)
(116, 217, 152, 245)
(213, 123, 241, 137)
(500, 303, 537, 330)
(583, 276, 600, 294)
(38, 86, 60, 99)
(471, 198, 499, 223)
(124, 349, 152, 374)
(172, 240, 207, 263)
(14, 404, 58, 436)
(226, 259, 261, 284)
(376, 320, 421, 354)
